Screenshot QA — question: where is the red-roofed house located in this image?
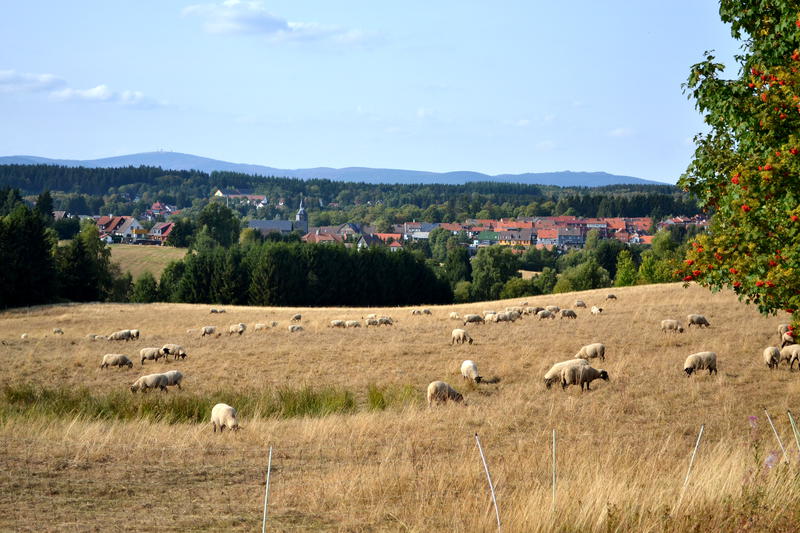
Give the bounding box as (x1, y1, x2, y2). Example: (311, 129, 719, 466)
(374, 233, 402, 243)
(149, 222, 174, 243)
(302, 231, 344, 244)
(536, 228, 558, 247)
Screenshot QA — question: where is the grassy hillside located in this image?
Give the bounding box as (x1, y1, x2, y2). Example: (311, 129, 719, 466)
(1, 283, 799, 531)
(109, 244, 187, 279)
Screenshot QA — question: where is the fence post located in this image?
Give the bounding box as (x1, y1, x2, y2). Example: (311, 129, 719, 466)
(552, 429, 557, 514)
(474, 433, 501, 532)
(675, 424, 704, 513)
(764, 407, 789, 463)
(788, 410, 800, 458)
(262, 446, 273, 533)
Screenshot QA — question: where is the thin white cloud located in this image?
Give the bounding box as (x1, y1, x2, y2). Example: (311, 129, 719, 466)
(609, 127, 634, 138)
(0, 69, 65, 93)
(535, 140, 556, 152)
(50, 84, 162, 108)
(183, 1, 373, 44)
(515, 119, 531, 127)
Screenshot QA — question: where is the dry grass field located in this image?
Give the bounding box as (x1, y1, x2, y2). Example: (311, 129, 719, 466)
(108, 244, 188, 278)
(2, 283, 800, 532)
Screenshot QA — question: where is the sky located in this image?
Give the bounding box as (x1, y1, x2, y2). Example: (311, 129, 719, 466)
(0, 1, 742, 183)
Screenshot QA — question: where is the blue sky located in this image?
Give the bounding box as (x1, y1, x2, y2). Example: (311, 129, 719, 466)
(0, 1, 740, 183)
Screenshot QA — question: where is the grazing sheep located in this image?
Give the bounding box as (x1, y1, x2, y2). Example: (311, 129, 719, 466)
(545, 305, 560, 313)
(291, 313, 302, 322)
(200, 326, 217, 337)
(576, 343, 606, 361)
(591, 306, 603, 315)
(366, 318, 380, 327)
(449, 312, 461, 320)
(763, 346, 781, 370)
(411, 309, 422, 315)
(781, 332, 795, 348)
(228, 323, 246, 336)
(161, 344, 187, 360)
(377, 316, 394, 326)
(140, 347, 165, 365)
(108, 329, 133, 341)
(20, 333, 28, 340)
(606, 294, 617, 300)
(483, 310, 496, 316)
(130, 329, 140, 340)
(100, 353, 133, 369)
(163, 370, 184, 390)
(492, 312, 511, 323)
(426, 381, 464, 406)
(661, 319, 684, 333)
(345, 320, 361, 328)
(86, 334, 105, 341)
(574, 300, 587, 308)
(52, 328, 64, 335)
(561, 365, 609, 391)
(560, 309, 577, 319)
(779, 324, 791, 336)
(329, 320, 346, 328)
(288, 325, 304, 332)
(780, 344, 800, 370)
(484, 312, 497, 322)
(253, 323, 267, 332)
(130, 373, 168, 393)
(210, 308, 226, 314)
(684, 351, 718, 376)
(423, 309, 432, 315)
(451, 328, 473, 345)
(686, 314, 711, 328)
(544, 359, 590, 389)
(537, 310, 555, 320)
(364, 313, 378, 320)
(460, 360, 482, 383)
(211, 403, 240, 432)
(270, 321, 278, 328)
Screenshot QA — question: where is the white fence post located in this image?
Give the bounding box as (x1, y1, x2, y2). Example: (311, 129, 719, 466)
(764, 408, 788, 463)
(262, 446, 273, 533)
(675, 423, 704, 513)
(474, 433, 501, 532)
(551, 429, 557, 514)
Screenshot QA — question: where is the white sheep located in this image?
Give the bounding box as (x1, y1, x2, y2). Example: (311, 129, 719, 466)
(130, 329, 140, 340)
(686, 314, 711, 328)
(163, 370, 184, 390)
(684, 351, 718, 376)
(329, 320, 346, 328)
(426, 381, 464, 406)
(763, 346, 781, 370)
(560, 365, 609, 391)
(536, 310, 555, 320)
(200, 326, 217, 337)
(20, 333, 28, 340)
(781, 331, 795, 348)
(161, 344, 187, 360)
(291, 313, 302, 322)
(451, 328, 473, 345)
(660, 319, 684, 333)
(52, 327, 64, 335)
(493, 312, 511, 323)
(576, 342, 606, 361)
(366, 318, 380, 327)
(411, 309, 422, 315)
(289, 325, 304, 332)
(574, 300, 587, 308)
(529, 306, 545, 315)
(365, 313, 378, 320)
(211, 403, 240, 432)
(779, 323, 791, 336)
(108, 329, 133, 341)
(345, 320, 361, 328)
(378, 316, 394, 326)
(780, 344, 800, 370)
(422, 309, 432, 315)
(100, 353, 133, 369)
(590, 306, 603, 315)
(228, 323, 246, 336)
(86, 334, 105, 341)
(449, 312, 461, 320)
(460, 360, 482, 383)
(130, 373, 168, 393)
(545, 305, 560, 313)
(560, 309, 577, 319)
(544, 359, 590, 389)
(210, 308, 226, 314)
(139, 347, 165, 365)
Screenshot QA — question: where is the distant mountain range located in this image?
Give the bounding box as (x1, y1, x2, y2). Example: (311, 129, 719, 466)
(0, 152, 669, 187)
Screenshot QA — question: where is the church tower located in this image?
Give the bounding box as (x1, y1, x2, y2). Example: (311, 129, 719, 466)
(294, 197, 308, 234)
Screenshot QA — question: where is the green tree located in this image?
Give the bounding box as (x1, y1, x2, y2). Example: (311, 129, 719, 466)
(166, 218, 194, 248)
(470, 246, 520, 301)
(35, 190, 54, 221)
(131, 271, 159, 303)
(444, 247, 472, 287)
(197, 202, 240, 248)
(499, 277, 540, 299)
(679, 2, 800, 321)
(453, 280, 472, 303)
(535, 267, 558, 294)
(614, 249, 638, 287)
(553, 258, 611, 293)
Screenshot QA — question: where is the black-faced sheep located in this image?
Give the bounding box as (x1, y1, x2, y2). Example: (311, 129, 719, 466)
(163, 370, 184, 390)
(687, 314, 711, 328)
(661, 319, 684, 333)
(140, 347, 165, 365)
(108, 329, 133, 341)
(576, 342, 605, 361)
(591, 306, 603, 315)
(101, 353, 133, 369)
(544, 359, 589, 389)
(460, 360, 482, 383)
(211, 403, 240, 432)
(130, 373, 168, 393)
(426, 381, 464, 406)
(228, 323, 246, 336)
(574, 300, 587, 308)
(291, 313, 302, 322)
(200, 326, 217, 337)
(780, 344, 800, 370)
(288, 325, 304, 332)
(560, 309, 577, 319)
(345, 320, 361, 328)
(451, 328, 473, 345)
(606, 294, 617, 300)
(763, 346, 781, 370)
(161, 344, 187, 360)
(561, 365, 609, 391)
(52, 328, 64, 335)
(537, 310, 555, 320)
(684, 351, 717, 376)
(329, 320, 346, 328)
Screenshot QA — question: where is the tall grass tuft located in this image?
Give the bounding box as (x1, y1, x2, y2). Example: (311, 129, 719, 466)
(367, 384, 419, 411)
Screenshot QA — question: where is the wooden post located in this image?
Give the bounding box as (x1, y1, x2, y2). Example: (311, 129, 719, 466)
(474, 433, 501, 531)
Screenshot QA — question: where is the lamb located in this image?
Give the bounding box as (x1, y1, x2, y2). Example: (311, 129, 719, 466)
(163, 370, 184, 390)
(591, 306, 603, 315)
(211, 403, 240, 432)
(451, 328, 473, 345)
(140, 347, 165, 365)
(100, 353, 133, 369)
(574, 300, 587, 308)
(536, 310, 555, 320)
(687, 314, 711, 328)
(161, 344, 187, 360)
(560, 309, 577, 319)
(52, 328, 64, 335)
(108, 329, 133, 341)
(779, 344, 800, 370)
(560, 365, 609, 391)
(544, 358, 590, 389)
(545, 305, 560, 313)
(426, 381, 464, 406)
(345, 320, 361, 328)
(130, 373, 168, 393)
(253, 323, 267, 331)
(683, 351, 718, 376)
(200, 326, 217, 337)
(289, 325, 304, 332)
(291, 313, 302, 322)
(763, 346, 781, 370)
(576, 342, 606, 361)
(460, 360, 482, 383)
(449, 312, 461, 320)
(661, 319, 684, 333)
(329, 320, 346, 328)
(228, 323, 246, 336)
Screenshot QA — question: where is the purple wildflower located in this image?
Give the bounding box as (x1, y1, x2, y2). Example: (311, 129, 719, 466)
(748, 416, 758, 429)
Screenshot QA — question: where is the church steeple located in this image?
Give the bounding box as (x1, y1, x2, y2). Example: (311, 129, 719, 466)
(296, 197, 307, 222)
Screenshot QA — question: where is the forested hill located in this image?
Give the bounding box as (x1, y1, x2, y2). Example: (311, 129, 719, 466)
(0, 151, 667, 186)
